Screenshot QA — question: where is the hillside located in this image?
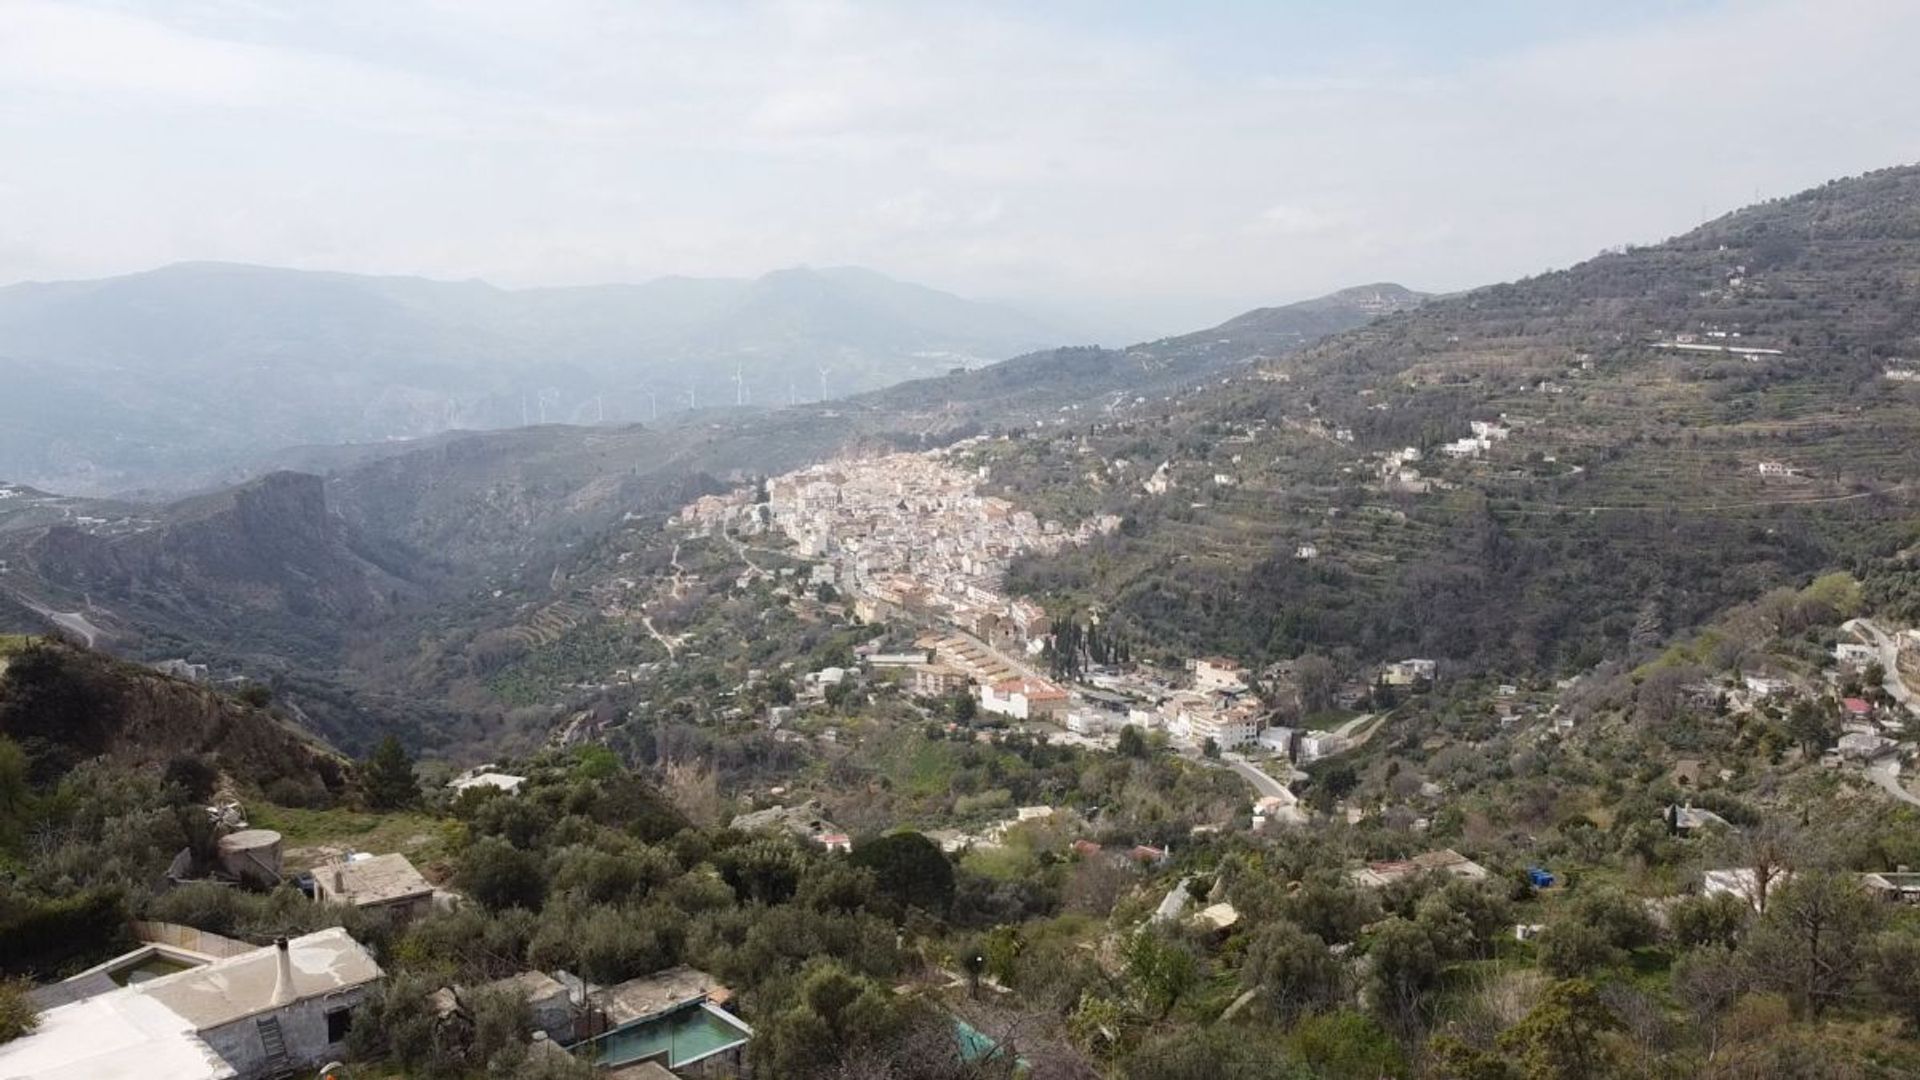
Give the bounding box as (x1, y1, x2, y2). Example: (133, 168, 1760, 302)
(862, 281, 1426, 419)
(0, 636, 349, 796)
(0, 261, 1070, 494)
(999, 165, 1920, 673)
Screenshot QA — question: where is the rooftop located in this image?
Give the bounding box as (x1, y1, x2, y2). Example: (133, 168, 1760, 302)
(591, 966, 730, 1029)
(0, 929, 381, 1080)
(144, 928, 383, 1031)
(316, 853, 433, 908)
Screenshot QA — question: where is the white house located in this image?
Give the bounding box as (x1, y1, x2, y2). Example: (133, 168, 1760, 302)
(1382, 658, 1437, 686)
(0, 930, 382, 1080)
(978, 677, 1070, 721)
(1834, 642, 1878, 667)
(1192, 657, 1249, 694)
(1065, 710, 1110, 736)
(449, 767, 528, 796)
(1257, 726, 1296, 754)
(1297, 731, 1347, 763)
(1184, 707, 1261, 749)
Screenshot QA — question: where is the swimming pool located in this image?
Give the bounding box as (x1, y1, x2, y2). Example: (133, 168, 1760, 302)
(588, 1004, 752, 1069)
(109, 953, 199, 986)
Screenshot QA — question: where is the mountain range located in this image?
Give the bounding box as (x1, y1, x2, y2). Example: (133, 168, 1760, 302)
(8, 164, 1918, 759)
(0, 261, 1072, 494)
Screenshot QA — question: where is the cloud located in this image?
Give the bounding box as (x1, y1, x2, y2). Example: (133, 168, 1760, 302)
(0, 0, 1916, 337)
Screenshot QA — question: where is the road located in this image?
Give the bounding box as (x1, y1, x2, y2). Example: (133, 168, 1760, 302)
(1221, 754, 1294, 799)
(1866, 760, 1920, 808)
(12, 593, 105, 648)
(1842, 618, 1918, 716)
(1219, 753, 1309, 825)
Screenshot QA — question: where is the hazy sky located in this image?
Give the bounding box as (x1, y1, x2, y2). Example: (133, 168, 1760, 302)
(3, 0, 1918, 338)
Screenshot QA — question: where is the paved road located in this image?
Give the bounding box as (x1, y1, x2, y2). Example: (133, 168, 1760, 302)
(12, 594, 104, 647)
(1221, 754, 1294, 799)
(1843, 618, 1918, 716)
(1866, 760, 1920, 808)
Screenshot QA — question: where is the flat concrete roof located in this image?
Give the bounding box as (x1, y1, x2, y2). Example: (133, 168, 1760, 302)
(145, 927, 383, 1031)
(592, 966, 727, 1028)
(317, 852, 433, 908)
(481, 970, 569, 1004)
(0, 986, 235, 1080)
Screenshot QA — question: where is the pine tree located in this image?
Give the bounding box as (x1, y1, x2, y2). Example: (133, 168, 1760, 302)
(363, 734, 419, 809)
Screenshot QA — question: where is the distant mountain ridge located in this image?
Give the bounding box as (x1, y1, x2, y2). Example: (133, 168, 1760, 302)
(0, 261, 1072, 494)
(861, 281, 1426, 418)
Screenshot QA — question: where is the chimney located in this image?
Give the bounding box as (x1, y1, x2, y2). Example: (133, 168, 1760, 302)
(271, 937, 295, 1006)
(332, 867, 345, 895)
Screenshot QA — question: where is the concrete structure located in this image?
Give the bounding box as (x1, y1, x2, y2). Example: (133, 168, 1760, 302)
(1350, 849, 1489, 888)
(215, 830, 283, 889)
(1257, 726, 1296, 754)
(0, 929, 381, 1080)
(978, 676, 1069, 721)
(1838, 730, 1892, 760)
(477, 971, 574, 1042)
(911, 664, 971, 699)
(1835, 642, 1879, 667)
(579, 967, 752, 1077)
(1862, 871, 1920, 903)
(1382, 658, 1437, 686)
(867, 650, 932, 668)
(1297, 730, 1347, 763)
(729, 800, 844, 846)
(313, 853, 435, 920)
(1191, 657, 1248, 694)
(1172, 696, 1262, 749)
(1064, 710, 1109, 736)
(1663, 803, 1732, 837)
(448, 768, 528, 796)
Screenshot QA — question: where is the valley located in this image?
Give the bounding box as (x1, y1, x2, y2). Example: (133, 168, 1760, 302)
(5, 165, 1920, 1080)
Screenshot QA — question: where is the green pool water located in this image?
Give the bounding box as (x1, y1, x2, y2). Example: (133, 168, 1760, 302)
(590, 1005, 749, 1069)
(110, 954, 198, 986)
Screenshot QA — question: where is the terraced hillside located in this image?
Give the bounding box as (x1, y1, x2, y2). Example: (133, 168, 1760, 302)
(1001, 166, 1920, 674)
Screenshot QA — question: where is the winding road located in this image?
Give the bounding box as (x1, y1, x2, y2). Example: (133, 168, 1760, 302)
(11, 593, 105, 648)
(1842, 618, 1919, 717)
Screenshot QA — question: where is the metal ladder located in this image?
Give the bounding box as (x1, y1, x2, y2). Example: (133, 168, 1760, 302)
(256, 1015, 294, 1079)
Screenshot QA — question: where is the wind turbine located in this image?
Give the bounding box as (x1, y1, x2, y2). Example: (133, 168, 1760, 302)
(648, 387, 659, 421)
(732, 363, 746, 407)
(817, 367, 830, 402)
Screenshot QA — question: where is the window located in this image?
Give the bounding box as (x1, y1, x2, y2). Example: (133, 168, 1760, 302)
(326, 1007, 353, 1044)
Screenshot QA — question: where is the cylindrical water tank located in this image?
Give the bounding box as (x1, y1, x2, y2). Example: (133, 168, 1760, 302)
(217, 829, 284, 888)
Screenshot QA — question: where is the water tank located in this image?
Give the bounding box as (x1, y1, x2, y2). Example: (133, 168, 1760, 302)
(217, 829, 284, 888)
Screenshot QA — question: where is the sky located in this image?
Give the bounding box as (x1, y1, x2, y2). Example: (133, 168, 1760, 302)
(2, 0, 1918, 340)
